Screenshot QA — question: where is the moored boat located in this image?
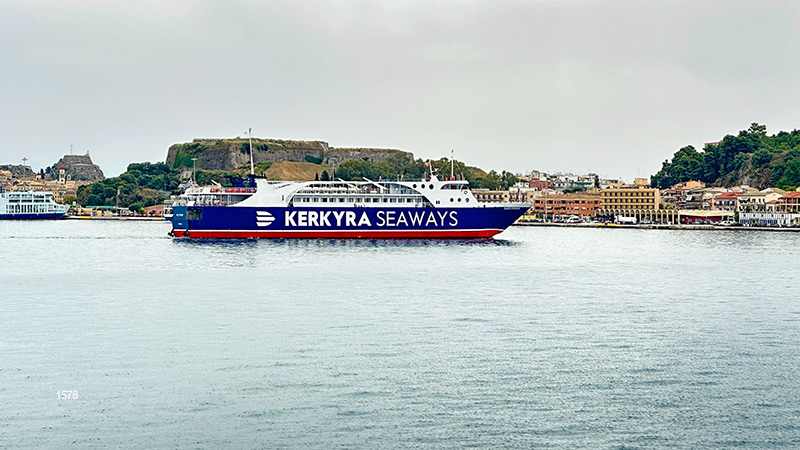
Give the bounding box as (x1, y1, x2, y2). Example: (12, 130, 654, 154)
(0, 190, 70, 220)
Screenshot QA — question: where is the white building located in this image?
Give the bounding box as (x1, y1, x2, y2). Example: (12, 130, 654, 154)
(739, 212, 800, 227)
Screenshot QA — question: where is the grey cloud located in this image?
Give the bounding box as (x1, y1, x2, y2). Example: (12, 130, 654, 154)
(1, 0, 799, 180)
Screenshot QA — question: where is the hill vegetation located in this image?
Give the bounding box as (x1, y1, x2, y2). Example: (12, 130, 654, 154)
(76, 162, 180, 210)
(651, 123, 800, 190)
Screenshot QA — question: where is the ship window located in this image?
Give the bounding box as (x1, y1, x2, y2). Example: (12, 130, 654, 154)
(429, 184, 434, 189)
(450, 198, 454, 202)
(322, 198, 328, 203)
(187, 208, 203, 221)
(339, 198, 345, 203)
(413, 184, 417, 188)
(458, 198, 462, 202)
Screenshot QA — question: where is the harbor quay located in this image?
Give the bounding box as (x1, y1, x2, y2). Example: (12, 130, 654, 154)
(475, 176, 800, 229)
(514, 221, 800, 232)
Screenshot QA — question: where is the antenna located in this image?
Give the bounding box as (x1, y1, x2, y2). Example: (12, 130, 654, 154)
(70, 143, 74, 155)
(247, 128, 254, 175)
(450, 150, 454, 181)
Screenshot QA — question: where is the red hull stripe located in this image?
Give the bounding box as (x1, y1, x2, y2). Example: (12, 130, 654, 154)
(172, 229, 502, 239)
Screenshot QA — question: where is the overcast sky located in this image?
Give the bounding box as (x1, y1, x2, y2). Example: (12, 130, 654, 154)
(2, 0, 800, 180)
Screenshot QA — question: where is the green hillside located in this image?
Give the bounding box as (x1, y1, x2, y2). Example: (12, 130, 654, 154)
(651, 123, 800, 190)
(76, 162, 179, 210)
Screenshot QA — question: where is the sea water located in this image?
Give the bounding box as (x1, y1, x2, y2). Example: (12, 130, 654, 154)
(1, 221, 799, 449)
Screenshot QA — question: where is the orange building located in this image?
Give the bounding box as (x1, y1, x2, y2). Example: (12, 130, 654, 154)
(528, 179, 550, 191)
(532, 193, 601, 218)
(776, 192, 800, 213)
(713, 191, 742, 211)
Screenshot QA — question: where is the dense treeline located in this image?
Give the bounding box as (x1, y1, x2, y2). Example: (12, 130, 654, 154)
(334, 154, 519, 189)
(76, 162, 180, 210)
(651, 123, 800, 190)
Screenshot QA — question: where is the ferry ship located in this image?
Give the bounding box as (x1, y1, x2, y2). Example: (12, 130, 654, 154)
(169, 175, 530, 239)
(0, 190, 70, 220)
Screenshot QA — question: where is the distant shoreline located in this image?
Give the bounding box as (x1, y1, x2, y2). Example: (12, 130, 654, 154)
(514, 222, 800, 233)
(64, 216, 166, 222)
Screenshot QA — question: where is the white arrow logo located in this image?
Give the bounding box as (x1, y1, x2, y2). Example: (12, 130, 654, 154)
(256, 210, 274, 227)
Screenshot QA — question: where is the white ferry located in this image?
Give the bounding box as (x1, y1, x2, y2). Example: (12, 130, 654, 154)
(169, 174, 529, 239)
(0, 190, 70, 220)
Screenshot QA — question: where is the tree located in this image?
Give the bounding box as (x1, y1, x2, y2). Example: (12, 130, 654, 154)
(128, 202, 144, 214)
(335, 160, 395, 181)
(86, 194, 103, 206)
(320, 170, 330, 181)
(649, 124, 800, 189)
(731, 153, 749, 172)
(753, 149, 772, 168)
(62, 195, 77, 205)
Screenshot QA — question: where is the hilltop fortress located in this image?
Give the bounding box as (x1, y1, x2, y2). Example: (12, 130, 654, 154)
(166, 138, 413, 172)
(48, 154, 105, 182)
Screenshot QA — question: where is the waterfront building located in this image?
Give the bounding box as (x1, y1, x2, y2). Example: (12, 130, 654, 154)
(776, 192, 800, 213)
(713, 192, 742, 211)
(144, 204, 166, 217)
(740, 212, 800, 227)
(531, 193, 601, 219)
(678, 210, 735, 224)
(737, 189, 784, 213)
(684, 187, 727, 210)
(596, 178, 675, 223)
(600, 178, 661, 210)
(660, 188, 682, 209)
(662, 181, 705, 209)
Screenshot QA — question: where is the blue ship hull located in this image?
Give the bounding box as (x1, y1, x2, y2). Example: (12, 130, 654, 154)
(0, 212, 67, 220)
(170, 205, 527, 239)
